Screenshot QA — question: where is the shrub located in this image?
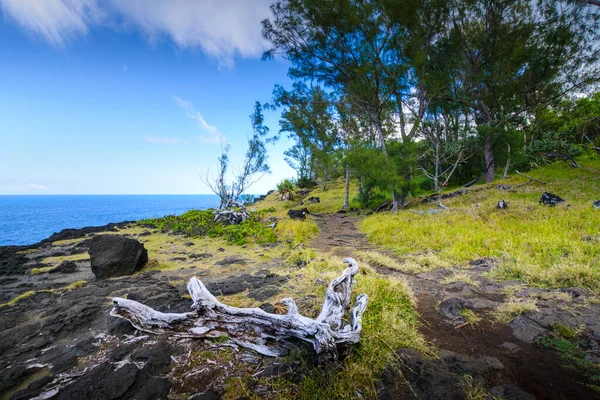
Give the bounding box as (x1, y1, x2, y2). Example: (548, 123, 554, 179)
(277, 179, 295, 200)
(139, 209, 277, 246)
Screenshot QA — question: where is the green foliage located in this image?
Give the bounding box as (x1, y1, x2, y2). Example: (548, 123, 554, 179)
(295, 176, 316, 189)
(539, 331, 600, 386)
(276, 179, 295, 199)
(347, 141, 417, 207)
(139, 209, 277, 246)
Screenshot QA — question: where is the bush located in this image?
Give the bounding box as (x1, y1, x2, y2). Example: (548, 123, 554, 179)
(139, 209, 277, 246)
(277, 179, 295, 200)
(295, 176, 317, 188)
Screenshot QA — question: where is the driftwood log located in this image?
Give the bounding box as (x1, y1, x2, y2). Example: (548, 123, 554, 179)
(213, 200, 251, 225)
(110, 258, 368, 362)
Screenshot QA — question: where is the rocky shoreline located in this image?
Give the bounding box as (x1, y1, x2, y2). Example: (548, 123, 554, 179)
(0, 220, 294, 399)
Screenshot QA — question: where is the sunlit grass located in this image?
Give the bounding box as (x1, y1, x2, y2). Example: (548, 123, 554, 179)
(258, 254, 429, 399)
(275, 217, 319, 244)
(441, 272, 479, 287)
(361, 158, 600, 291)
(302, 178, 361, 214)
(0, 291, 36, 308)
(31, 266, 57, 274)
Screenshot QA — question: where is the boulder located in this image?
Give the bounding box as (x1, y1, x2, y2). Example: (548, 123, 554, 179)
(439, 298, 465, 319)
(287, 208, 309, 220)
(88, 235, 148, 279)
(306, 197, 320, 204)
(538, 192, 564, 206)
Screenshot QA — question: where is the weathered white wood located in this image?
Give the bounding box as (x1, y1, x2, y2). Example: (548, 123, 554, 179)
(110, 258, 368, 361)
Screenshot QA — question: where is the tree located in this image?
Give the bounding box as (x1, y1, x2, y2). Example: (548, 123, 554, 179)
(439, 0, 600, 182)
(202, 102, 272, 212)
(273, 83, 340, 190)
(263, 0, 413, 209)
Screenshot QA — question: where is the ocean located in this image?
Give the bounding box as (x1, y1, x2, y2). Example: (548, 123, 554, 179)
(0, 195, 221, 246)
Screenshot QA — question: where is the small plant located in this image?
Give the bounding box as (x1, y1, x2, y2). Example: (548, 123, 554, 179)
(494, 298, 538, 324)
(277, 179, 295, 201)
(551, 322, 580, 339)
(459, 309, 482, 326)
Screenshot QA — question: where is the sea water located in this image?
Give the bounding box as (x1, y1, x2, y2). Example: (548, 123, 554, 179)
(0, 194, 220, 246)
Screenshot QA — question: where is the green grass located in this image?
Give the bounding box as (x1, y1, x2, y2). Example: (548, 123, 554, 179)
(275, 217, 319, 244)
(254, 177, 361, 216)
(539, 333, 600, 388)
(65, 280, 87, 290)
(301, 178, 361, 214)
(31, 266, 57, 274)
(459, 309, 482, 326)
(360, 158, 600, 291)
(0, 291, 36, 308)
(356, 250, 448, 275)
(260, 256, 429, 399)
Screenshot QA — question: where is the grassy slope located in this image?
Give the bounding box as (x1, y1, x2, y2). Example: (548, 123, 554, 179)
(361, 157, 600, 292)
(254, 178, 361, 216)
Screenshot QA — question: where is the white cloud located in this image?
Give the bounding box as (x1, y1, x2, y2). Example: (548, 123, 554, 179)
(172, 96, 223, 144)
(145, 135, 182, 144)
(26, 183, 48, 190)
(122, 64, 128, 72)
(0, 0, 273, 67)
(0, 0, 103, 47)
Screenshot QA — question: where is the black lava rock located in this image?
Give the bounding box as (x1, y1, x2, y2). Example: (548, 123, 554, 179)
(539, 192, 565, 206)
(287, 208, 309, 220)
(88, 235, 148, 278)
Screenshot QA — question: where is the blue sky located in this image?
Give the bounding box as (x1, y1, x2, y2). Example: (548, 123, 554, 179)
(0, 0, 295, 195)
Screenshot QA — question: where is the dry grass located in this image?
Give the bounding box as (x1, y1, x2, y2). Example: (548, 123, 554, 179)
(494, 298, 539, 324)
(441, 272, 479, 287)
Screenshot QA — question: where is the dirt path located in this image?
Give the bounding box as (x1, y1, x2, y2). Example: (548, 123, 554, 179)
(311, 213, 599, 400)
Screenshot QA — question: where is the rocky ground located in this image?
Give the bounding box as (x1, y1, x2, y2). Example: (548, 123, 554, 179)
(0, 213, 599, 399)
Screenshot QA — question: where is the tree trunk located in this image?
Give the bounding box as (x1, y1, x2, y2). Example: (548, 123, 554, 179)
(503, 143, 511, 179)
(434, 141, 440, 191)
(374, 115, 388, 155)
(110, 258, 368, 363)
(485, 134, 495, 183)
(343, 166, 350, 209)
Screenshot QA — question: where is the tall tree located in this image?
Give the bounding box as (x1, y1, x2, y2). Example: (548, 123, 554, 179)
(440, 0, 599, 182)
(273, 83, 340, 189)
(263, 0, 411, 209)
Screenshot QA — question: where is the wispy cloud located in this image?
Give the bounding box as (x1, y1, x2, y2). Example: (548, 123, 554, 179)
(0, 0, 272, 67)
(145, 135, 182, 144)
(26, 183, 48, 190)
(172, 96, 223, 144)
(122, 64, 128, 72)
(0, 0, 104, 47)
